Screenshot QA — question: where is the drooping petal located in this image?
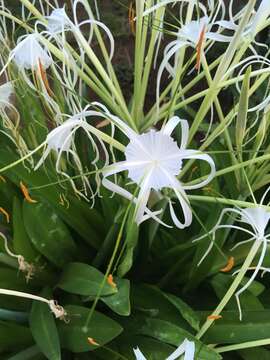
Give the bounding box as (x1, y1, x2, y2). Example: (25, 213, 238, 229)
(102, 163, 170, 227)
(180, 150, 216, 190)
(161, 168, 192, 229)
(162, 117, 189, 149)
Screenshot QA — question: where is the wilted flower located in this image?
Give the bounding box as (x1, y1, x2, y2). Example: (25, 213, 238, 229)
(134, 338, 195, 360)
(100, 104, 216, 228)
(194, 187, 270, 320)
(47, 8, 71, 34)
(0, 82, 13, 109)
(35, 106, 113, 201)
(11, 33, 52, 70)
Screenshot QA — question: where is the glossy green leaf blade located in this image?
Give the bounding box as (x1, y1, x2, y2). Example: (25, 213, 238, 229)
(200, 311, 270, 344)
(12, 197, 37, 261)
(161, 292, 200, 331)
(138, 318, 221, 360)
(6, 345, 41, 360)
(58, 305, 123, 352)
(29, 288, 61, 360)
(23, 201, 76, 267)
(0, 320, 33, 352)
(58, 262, 117, 296)
(101, 278, 130, 316)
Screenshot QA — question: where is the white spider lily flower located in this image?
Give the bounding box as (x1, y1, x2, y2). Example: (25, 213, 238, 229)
(134, 338, 195, 360)
(11, 34, 52, 70)
(156, 14, 230, 108)
(35, 107, 110, 200)
(47, 8, 71, 34)
(194, 187, 270, 320)
(100, 105, 215, 228)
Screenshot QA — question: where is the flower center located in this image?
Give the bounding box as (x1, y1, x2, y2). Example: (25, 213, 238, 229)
(124, 130, 183, 190)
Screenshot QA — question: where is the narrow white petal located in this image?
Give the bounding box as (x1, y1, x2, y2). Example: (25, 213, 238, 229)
(180, 150, 216, 190)
(133, 347, 147, 360)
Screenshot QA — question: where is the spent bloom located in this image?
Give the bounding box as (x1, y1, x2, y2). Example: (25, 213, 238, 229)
(35, 105, 118, 201)
(194, 187, 270, 320)
(134, 338, 195, 360)
(11, 33, 52, 70)
(0, 82, 13, 109)
(99, 103, 215, 228)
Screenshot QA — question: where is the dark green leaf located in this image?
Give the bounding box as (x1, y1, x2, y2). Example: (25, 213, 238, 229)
(29, 288, 61, 360)
(13, 197, 37, 261)
(58, 262, 117, 296)
(101, 278, 130, 316)
(58, 305, 123, 352)
(23, 201, 76, 267)
(161, 292, 200, 331)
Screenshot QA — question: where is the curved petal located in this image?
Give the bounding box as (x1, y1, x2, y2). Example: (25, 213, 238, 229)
(90, 102, 138, 139)
(134, 169, 155, 224)
(156, 41, 187, 111)
(102, 163, 170, 227)
(206, 32, 233, 42)
(180, 150, 216, 190)
(161, 169, 192, 229)
(162, 117, 189, 149)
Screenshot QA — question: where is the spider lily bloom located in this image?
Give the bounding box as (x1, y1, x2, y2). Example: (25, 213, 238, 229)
(0, 82, 32, 163)
(156, 14, 231, 108)
(194, 188, 270, 320)
(215, 0, 270, 55)
(34, 107, 111, 201)
(101, 110, 216, 228)
(44, 6, 114, 59)
(134, 338, 195, 360)
(11, 34, 52, 70)
(47, 8, 71, 34)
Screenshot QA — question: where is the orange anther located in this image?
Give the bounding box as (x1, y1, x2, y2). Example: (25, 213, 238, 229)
(0, 207, 10, 223)
(220, 256, 235, 273)
(38, 59, 54, 97)
(87, 337, 99, 346)
(107, 274, 117, 288)
(0, 176, 6, 183)
(207, 314, 222, 320)
(195, 25, 206, 71)
(20, 181, 37, 204)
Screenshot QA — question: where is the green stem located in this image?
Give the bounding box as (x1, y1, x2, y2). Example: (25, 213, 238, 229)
(216, 338, 270, 353)
(188, 0, 256, 142)
(196, 238, 261, 339)
(83, 200, 133, 330)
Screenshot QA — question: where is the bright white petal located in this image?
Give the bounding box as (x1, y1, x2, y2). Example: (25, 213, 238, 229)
(133, 347, 147, 360)
(180, 150, 216, 190)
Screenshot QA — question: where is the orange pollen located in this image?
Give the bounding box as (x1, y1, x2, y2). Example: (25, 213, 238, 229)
(195, 25, 206, 71)
(0, 176, 6, 183)
(20, 181, 37, 204)
(128, 2, 136, 35)
(107, 274, 117, 288)
(0, 207, 10, 223)
(220, 256, 235, 273)
(38, 58, 54, 97)
(87, 337, 99, 346)
(207, 314, 222, 321)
